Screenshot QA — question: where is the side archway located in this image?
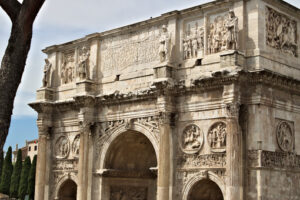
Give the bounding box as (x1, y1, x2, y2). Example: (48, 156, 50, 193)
(182, 171, 225, 200)
(54, 174, 78, 200)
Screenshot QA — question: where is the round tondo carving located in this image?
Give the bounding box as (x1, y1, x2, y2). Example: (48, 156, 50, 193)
(72, 135, 80, 157)
(276, 121, 293, 152)
(181, 124, 204, 154)
(208, 122, 226, 152)
(55, 136, 70, 159)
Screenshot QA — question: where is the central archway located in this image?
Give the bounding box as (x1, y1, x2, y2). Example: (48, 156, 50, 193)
(58, 179, 77, 200)
(188, 179, 224, 200)
(103, 130, 157, 200)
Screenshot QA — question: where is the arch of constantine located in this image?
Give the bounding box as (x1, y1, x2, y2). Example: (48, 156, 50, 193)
(30, 0, 300, 199)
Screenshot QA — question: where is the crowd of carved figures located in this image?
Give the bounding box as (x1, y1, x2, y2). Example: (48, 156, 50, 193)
(183, 23, 204, 59)
(208, 11, 238, 54)
(266, 7, 298, 57)
(207, 122, 226, 152)
(110, 186, 147, 200)
(61, 52, 75, 84)
(55, 136, 70, 159)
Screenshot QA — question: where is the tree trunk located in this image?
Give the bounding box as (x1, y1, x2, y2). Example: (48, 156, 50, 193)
(0, 0, 45, 152)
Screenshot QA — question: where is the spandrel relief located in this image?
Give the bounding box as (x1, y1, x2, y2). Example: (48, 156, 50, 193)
(55, 136, 70, 159)
(61, 50, 75, 84)
(208, 122, 226, 152)
(266, 7, 298, 57)
(276, 120, 294, 152)
(181, 124, 204, 154)
(183, 20, 204, 59)
(208, 10, 238, 54)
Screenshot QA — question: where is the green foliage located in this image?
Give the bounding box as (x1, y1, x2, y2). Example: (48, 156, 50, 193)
(10, 149, 23, 198)
(18, 156, 31, 200)
(27, 155, 37, 200)
(0, 146, 13, 194)
(0, 151, 3, 181)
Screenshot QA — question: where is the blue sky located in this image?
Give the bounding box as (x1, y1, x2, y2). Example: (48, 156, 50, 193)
(1, 0, 299, 151)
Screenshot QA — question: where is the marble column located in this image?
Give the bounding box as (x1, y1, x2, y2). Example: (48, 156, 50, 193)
(225, 103, 243, 200)
(77, 121, 91, 200)
(157, 112, 172, 200)
(34, 125, 50, 200)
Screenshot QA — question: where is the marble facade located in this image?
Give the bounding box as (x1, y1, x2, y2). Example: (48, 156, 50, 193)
(30, 0, 300, 199)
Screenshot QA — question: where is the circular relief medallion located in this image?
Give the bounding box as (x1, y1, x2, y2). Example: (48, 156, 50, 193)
(55, 136, 70, 159)
(72, 134, 80, 157)
(276, 121, 293, 152)
(208, 122, 226, 152)
(181, 124, 204, 154)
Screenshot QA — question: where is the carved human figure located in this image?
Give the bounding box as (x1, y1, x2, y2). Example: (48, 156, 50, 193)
(159, 25, 170, 62)
(42, 58, 52, 87)
(225, 11, 238, 50)
(72, 135, 80, 156)
(77, 46, 90, 80)
(182, 125, 203, 153)
(61, 54, 74, 84)
(55, 136, 70, 158)
(208, 122, 226, 151)
(192, 37, 198, 57)
(183, 39, 189, 59)
(277, 121, 293, 152)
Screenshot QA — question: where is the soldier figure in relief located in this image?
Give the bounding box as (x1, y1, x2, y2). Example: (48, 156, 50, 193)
(42, 59, 52, 87)
(77, 46, 90, 80)
(225, 10, 238, 50)
(159, 25, 170, 62)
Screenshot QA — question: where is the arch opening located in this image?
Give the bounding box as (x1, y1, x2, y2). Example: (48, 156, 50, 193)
(103, 130, 157, 200)
(188, 179, 224, 200)
(58, 179, 77, 200)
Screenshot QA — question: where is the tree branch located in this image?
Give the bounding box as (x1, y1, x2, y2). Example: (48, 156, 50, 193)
(0, 0, 21, 22)
(21, 0, 45, 25)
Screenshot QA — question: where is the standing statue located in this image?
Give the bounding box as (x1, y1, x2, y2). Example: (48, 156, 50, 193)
(42, 59, 52, 87)
(77, 46, 90, 80)
(225, 10, 238, 50)
(159, 25, 170, 62)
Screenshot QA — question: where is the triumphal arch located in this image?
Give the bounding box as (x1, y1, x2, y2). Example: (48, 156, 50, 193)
(30, 0, 300, 199)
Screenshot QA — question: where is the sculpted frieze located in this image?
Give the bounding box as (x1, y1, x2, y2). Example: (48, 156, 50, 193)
(55, 136, 70, 159)
(100, 26, 161, 74)
(266, 7, 298, 57)
(110, 186, 147, 200)
(208, 10, 238, 54)
(52, 159, 78, 171)
(72, 134, 80, 157)
(207, 122, 227, 152)
(180, 124, 204, 154)
(276, 120, 294, 152)
(248, 150, 300, 169)
(178, 153, 226, 168)
(183, 20, 204, 59)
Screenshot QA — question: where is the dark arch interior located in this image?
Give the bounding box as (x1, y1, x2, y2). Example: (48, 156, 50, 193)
(105, 130, 157, 171)
(188, 179, 224, 200)
(58, 179, 77, 200)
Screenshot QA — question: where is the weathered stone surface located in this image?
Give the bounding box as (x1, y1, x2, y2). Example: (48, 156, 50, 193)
(30, 0, 300, 200)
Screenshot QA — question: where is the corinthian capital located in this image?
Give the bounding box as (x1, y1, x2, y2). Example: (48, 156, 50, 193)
(158, 112, 176, 126)
(78, 121, 94, 135)
(225, 102, 240, 118)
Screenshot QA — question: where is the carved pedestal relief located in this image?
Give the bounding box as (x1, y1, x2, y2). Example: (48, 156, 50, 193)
(208, 122, 226, 152)
(181, 124, 204, 154)
(183, 19, 204, 59)
(55, 136, 70, 159)
(208, 11, 238, 54)
(266, 7, 298, 57)
(61, 50, 75, 84)
(110, 186, 147, 200)
(72, 134, 80, 157)
(276, 120, 294, 152)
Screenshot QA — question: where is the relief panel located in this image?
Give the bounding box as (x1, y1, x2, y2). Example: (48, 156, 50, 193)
(207, 122, 226, 152)
(110, 185, 147, 200)
(180, 124, 204, 154)
(276, 120, 294, 152)
(266, 6, 298, 57)
(61, 50, 76, 84)
(55, 135, 70, 159)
